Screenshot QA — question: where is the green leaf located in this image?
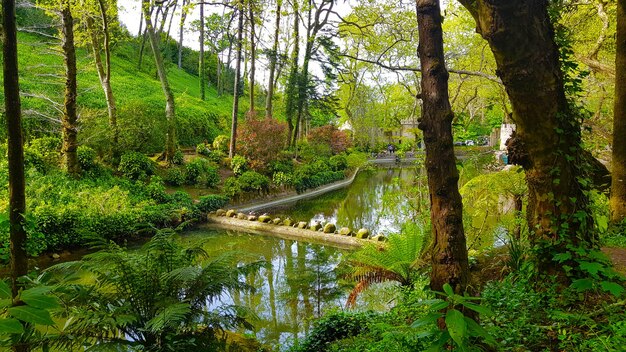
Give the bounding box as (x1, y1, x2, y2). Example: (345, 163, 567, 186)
(465, 317, 496, 346)
(461, 302, 493, 317)
(443, 283, 454, 297)
(570, 278, 594, 292)
(21, 292, 60, 310)
(600, 281, 625, 297)
(430, 301, 450, 311)
(579, 261, 604, 276)
(0, 280, 11, 300)
(411, 312, 443, 329)
(445, 309, 467, 346)
(8, 306, 55, 326)
(0, 318, 24, 334)
(552, 252, 572, 263)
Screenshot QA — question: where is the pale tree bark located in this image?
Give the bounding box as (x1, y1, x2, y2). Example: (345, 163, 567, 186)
(61, 0, 80, 176)
(3, 0, 28, 317)
(458, 0, 597, 274)
(416, 0, 469, 297)
(199, 1, 206, 100)
(265, 0, 281, 118)
(285, 0, 300, 145)
(143, 0, 177, 163)
(178, 0, 190, 69)
(611, 0, 626, 223)
(229, 0, 245, 158)
(88, 0, 118, 153)
(248, 0, 256, 114)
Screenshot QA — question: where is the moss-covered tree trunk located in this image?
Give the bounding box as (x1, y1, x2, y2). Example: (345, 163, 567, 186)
(458, 0, 596, 274)
(199, 1, 206, 101)
(248, 0, 257, 115)
(265, 0, 282, 118)
(285, 0, 300, 146)
(142, 0, 176, 163)
(61, 1, 80, 176)
(3, 0, 28, 305)
(229, 0, 245, 158)
(611, 0, 626, 224)
(416, 0, 470, 296)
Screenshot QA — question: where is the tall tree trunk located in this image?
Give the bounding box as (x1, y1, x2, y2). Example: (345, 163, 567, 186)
(265, 0, 281, 118)
(248, 0, 256, 114)
(143, 0, 177, 163)
(611, 0, 626, 223)
(285, 0, 300, 146)
(61, 1, 80, 176)
(178, 0, 189, 69)
(458, 0, 596, 274)
(416, 0, 469, 297)
(89, 0, 118, 153)
(229, 1, 245, 158)
(3, 0, 28, 305)
(199, 2, 206, 100)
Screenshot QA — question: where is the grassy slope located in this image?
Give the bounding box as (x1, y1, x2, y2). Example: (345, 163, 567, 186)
(2, 32, 240, 148)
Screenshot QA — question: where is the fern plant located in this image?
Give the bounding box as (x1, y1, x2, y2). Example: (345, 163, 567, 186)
(344, 223, 426, 307)
(47, 229, 265, 351)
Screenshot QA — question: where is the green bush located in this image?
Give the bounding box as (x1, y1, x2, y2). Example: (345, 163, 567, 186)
(146, 176, 170, 203)
(230, 155, 248, 176)
(270, 157, 294, 174)
(237, 171, 270, 193)
(196, 142, 211, 156)
(28, 137, 61, 167)
(77, 145, 97, 171)
(212, 134, 229, 152)
(346, 152, 368, 169)
(118, 152, 156, 180)
(164, 167, 185, 186)
(272, 171, 293, 187)
(205, 150, 224, 164)
(197, 195, 229, 213)
(329, 155, 348, 171)
(293, 163, 345, 193)
(172, 149, 185, 165)
(223, 177, 241, 197)
(185, 158, 220, 187)
(291, 311, 375, 352)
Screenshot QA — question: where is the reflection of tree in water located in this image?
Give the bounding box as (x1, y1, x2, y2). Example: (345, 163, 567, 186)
(265, 168, 419, 235)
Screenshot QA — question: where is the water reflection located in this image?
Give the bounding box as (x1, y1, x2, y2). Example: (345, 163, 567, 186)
(264, 167, 419, 236)
(180, 229, 353, 349)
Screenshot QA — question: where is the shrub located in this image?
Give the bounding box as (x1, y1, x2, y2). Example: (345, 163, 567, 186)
(238, 171, 270, 193)
(197, 195, 229, 213)
(164, 167, 185, 186)
(346, 152, 368, 169)
(272, 172, 293, 187)
(172, 149, 185, 165)
(308, 125, 351, 155)
(238, 118, 288, 171)
(146, 176, 170, 203)
(230, 155, 248, 176)
(196, 142, 211, 156)
(291, 311, 374, 352)
(77, 145, 97, 171)
(212, 134, 229, 152)
(185, 158, 220, 187)
(270, 156, 295, 174)
(329, 155, 348, 171)
(223, 177, 241, 197)
(118, 152, 156, 180)
(205, 150, 224, 164)
(28, 136, 61, 167)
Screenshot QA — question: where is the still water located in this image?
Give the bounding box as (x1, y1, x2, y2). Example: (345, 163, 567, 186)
(262, 167, 419, 236)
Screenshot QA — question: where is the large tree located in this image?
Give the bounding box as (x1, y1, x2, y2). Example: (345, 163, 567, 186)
(457, 0, 598, 274)
(142, 0, 177, 163)
(416, 0, 470, 296)
(3, 0, 28, 303)
(611, 0, 626, 224)
(61, 0, 80, 176)
(265, 0, 282, 118)
(229, 0, 245, 158)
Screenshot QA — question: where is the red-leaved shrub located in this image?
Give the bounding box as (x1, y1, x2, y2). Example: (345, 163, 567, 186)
(308, 125, 351, 155)
(238, 118, 288, 172)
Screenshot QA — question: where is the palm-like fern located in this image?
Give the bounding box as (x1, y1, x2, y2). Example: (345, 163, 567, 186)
(344, 223, 426, 307)
(47, 229, 265, 351)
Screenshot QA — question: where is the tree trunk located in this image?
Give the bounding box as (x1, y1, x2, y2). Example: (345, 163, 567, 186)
(90, 0, 118, 153)
(61, 1, 80, 176)
(143, 0, 177, 163)
(178, 0, 189, 69)
(3, 0, 28, 303)
(285, 0, 300, 145)
(229, 0, 245, 158)
(458, 0, 596, 274)
(248, 0, 256, 115)
(265, 0, 281, 118)
(611, 0, 626, 223)
(416, 0, 469, 297)
(199, 2, 205, 100)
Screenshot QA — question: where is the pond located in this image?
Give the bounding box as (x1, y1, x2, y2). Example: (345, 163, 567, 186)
(261, 167, 421, 236)
(179, 228, 397, 350)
